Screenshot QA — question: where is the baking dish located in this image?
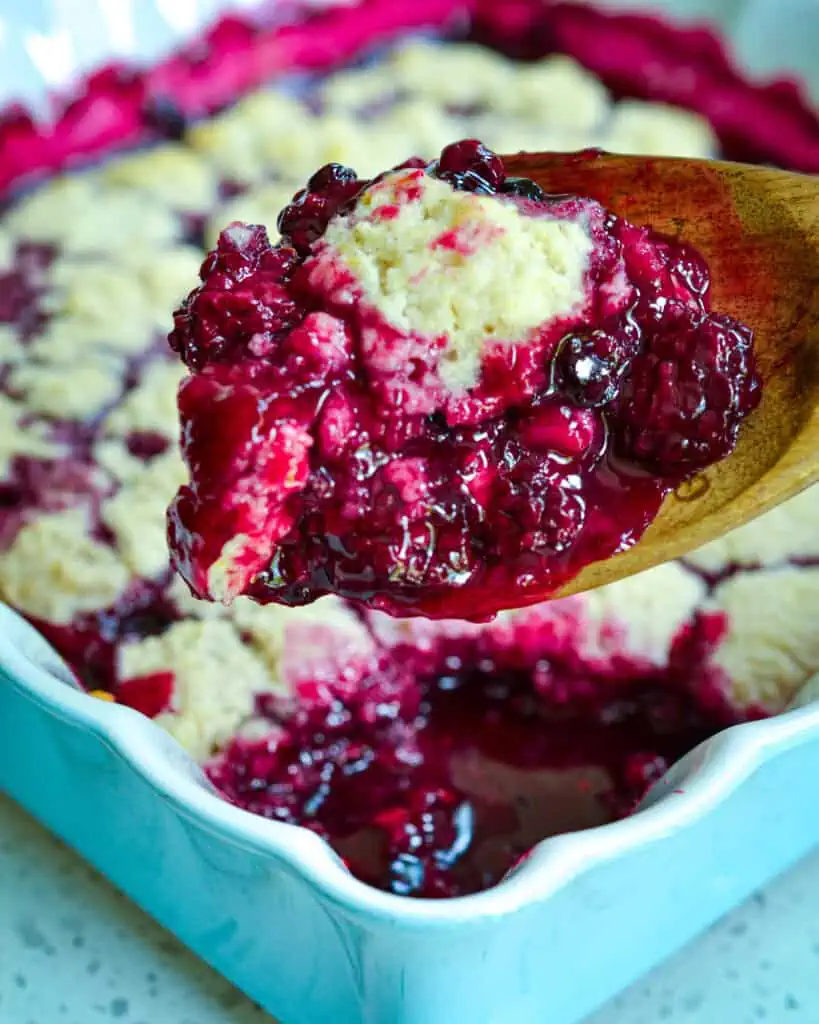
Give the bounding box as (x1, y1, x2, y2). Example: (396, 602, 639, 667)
(2, 2, 819, 1022)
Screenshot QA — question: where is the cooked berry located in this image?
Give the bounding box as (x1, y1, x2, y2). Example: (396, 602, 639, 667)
(277, 176, 364, 254)
(142, 95, 188, 140)
(168, 224, 300, 370)
(434, 138, 505, 190)
(616, 314, 761, 473)
(126, 431, 170, 459)
(276, 190, 334, 254)
(432, 168, 497, 194)
(0, 242, 54, 339)
(307, 162, 358, 192)
(501, 176, 546, 201)
(555, 330, 625, 407)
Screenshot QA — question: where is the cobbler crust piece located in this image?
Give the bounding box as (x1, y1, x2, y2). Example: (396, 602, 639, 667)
(0, 37, 814, 897)
(166, 142, 759, 619)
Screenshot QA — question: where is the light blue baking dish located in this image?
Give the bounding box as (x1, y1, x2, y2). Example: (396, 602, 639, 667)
(3, 1, 819, 1019)
(3, 601, 819, 1024)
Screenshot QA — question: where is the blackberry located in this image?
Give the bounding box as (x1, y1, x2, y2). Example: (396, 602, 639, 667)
(307, 162, 358, 193)
(501, 177, 546, 202)
(555, 331, 624, 408)
(434, 139, 505, 191)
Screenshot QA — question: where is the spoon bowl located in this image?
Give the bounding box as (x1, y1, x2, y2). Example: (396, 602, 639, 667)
(502, 151, 819, 598)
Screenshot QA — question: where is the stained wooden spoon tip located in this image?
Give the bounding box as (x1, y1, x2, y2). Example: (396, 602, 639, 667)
(502, 151, 819, 598)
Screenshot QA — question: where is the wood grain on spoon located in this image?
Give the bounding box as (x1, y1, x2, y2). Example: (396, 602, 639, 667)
(503, 151, 819, 598)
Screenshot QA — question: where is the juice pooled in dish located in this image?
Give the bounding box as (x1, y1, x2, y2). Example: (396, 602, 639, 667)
(167, 141, 761, 619)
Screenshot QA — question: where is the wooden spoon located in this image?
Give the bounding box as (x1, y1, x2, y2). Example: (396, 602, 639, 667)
(502, 151, 819, 599)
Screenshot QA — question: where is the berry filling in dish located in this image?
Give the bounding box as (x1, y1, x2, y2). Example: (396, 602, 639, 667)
(167, 141, 761, 619)
(208, 603, 761, 898)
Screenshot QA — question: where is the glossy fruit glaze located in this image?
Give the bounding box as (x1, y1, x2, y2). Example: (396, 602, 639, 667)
(167, 141, 761, 619)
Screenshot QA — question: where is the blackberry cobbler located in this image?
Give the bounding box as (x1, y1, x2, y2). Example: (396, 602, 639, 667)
(1, 33, 817, 899)
(167, 141, 759, 618)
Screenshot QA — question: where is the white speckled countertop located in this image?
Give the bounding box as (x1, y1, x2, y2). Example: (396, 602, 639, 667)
(0, 795, 815, 1024)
